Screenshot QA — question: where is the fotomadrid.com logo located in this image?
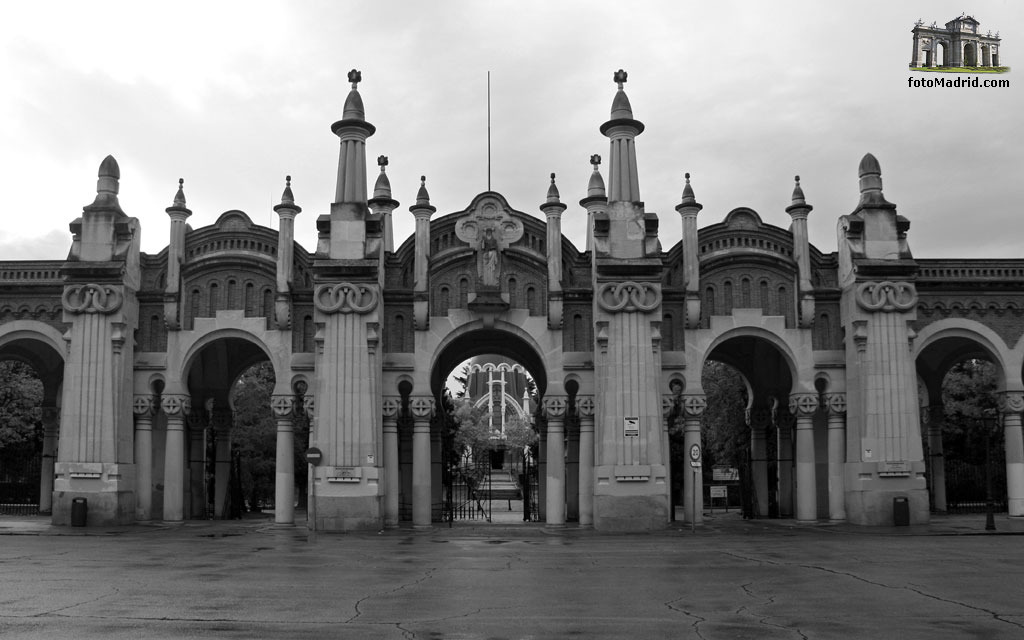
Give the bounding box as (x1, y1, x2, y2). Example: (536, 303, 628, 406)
(909, 14, 1008, 72)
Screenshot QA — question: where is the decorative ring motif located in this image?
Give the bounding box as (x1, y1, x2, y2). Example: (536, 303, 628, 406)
(542, 396, 567, 419)
(62, 284, 123, 314)
(825, 393, 847, 416)
(132, 395, 153, 416)
(314, 283, 379, 314)
(302, 396, 315, 418)
(270, 396, 294, 417)
(596, 282, 661, 313)
(381, 397, 401, 418)
(409, 397, 435, 419)
(788, 393, 819, 417)
(855, 281, 917, 312)
(683, 395, 707, 417)
(576, 396, 595, 418)
(161, 395, 191, 416)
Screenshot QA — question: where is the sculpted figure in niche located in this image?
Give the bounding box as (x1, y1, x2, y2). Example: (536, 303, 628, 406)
(480, 227, 501, 287)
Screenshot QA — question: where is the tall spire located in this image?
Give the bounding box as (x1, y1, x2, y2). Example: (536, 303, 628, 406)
(600, 70, 645, 203)
(586, 154, 606, 199)
(368, 155, 400, 254)
(331, 69, 376, 204)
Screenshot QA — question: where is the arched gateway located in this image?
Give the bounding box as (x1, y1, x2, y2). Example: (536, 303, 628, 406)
(3, 69, 1023, 530)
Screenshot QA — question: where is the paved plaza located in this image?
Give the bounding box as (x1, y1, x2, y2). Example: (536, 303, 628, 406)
(2, 512, 1023, 639)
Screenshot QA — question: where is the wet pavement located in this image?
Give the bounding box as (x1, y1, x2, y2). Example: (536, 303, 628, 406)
(2, 511, 1023, 639)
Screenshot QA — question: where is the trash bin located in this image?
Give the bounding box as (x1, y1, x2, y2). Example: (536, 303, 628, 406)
(893, 496, 909, 526)
(71, 497, 88, 527)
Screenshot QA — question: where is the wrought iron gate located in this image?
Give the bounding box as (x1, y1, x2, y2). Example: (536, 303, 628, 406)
(0, 451, 41, 516)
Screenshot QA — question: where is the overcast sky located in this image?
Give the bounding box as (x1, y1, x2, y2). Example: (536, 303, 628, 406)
(1, 0, 1021, 262)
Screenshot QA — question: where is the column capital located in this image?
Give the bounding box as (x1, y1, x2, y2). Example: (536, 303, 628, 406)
(576, 396, 595, 419)
(409, 396, 435, 420)
(823, 393, 847, 417)
(270, 395, 295, 417)
(682, 395, 707, 417)
(788, 393, 819, 418)
(662, 394, 679, 418)
(161, 394, 191, 416)
(382, 396, 401, 419)
(998, 391, 1024, 415)
(542, 396, 567, 420)
(303, 395, 315, 418)
(131, 395, 152, 416)
(749, 408, 772, 430)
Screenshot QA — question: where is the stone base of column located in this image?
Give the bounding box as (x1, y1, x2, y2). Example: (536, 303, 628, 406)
(592, 493, 668, 532)
(309, 466, 383, 531)
(51, 462, 136, 526)
(843, 463, 928, 526)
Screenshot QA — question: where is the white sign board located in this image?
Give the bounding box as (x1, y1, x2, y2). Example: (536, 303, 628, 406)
(623, 416, 640, 437)
(710, 485, 728, 499)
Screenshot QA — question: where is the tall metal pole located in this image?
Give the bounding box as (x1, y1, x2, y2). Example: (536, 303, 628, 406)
(487, 71, 491, 191)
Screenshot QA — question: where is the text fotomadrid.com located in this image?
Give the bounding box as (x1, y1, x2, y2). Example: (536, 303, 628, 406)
(908, 76, 1009, 88)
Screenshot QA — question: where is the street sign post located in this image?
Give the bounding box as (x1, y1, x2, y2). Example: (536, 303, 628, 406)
(688, 444, 702, 532)
(305, 448, 323, 531)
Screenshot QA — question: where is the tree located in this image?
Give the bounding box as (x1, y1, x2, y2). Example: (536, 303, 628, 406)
(941, 358, 999, 463)
(700, 360, 749, 469)
(0, 361, 43, 453)
(230, 362, 276, 511)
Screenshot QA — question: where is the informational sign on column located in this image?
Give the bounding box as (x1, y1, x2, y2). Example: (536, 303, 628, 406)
(623, 416, 639, 437)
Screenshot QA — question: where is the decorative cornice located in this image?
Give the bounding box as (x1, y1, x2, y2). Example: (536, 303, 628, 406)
(855, 281, 917, 312)
(596, 281, 661, 313)
(62, 284, 123, 314)
(314, 282, 379, 314)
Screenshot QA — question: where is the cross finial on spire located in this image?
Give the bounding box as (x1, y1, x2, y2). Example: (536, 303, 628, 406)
(378, 155, 388, 170)
(348, 69, 361, 88)
(613, 69, 628, 89)
(590, 154, 601, 168)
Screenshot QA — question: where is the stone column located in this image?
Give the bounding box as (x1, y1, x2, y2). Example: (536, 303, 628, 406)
(825, 393, 848, 522)
(431, 422, 442, 522)
(38, 406, 59, 515)
(577, 396, 595, 527)
(675, 174, 703, 329)
(999, 392, 1024, 517)
(923, 404, 946, 511)
(790, 393, 819, 522)
(274, 176, 301, 330)
(682, 395, 706, 524)
(382, 397, 401, 529)
(777, 408, 794, 518)
(161, 395, 190, 522)
(543, 397, 567, 527)
(211, 409, 232, 519)
(188, 409, 206, 519)
(132, 397, 154, 521)
(410, 397, 434, 529)
(541, 174, 566, 329)
(410, 178, 435, 330)
(271, 395, 295, 525)
(749, 409, 770, 518)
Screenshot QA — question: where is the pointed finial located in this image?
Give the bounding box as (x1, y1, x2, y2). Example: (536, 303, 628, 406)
(546, 172, 561, 204)
(348, 69, 361, 89)
(791, 175, 806, 205)
(372, 157, 393, 200)
(681, 172, 696, 203)
(675, 171, 701, 214)
(341, 70, 366, 121)
(587, 154, 606, 199)
(173, 178, 186, 207)
(281, 175, 295, 206)
(416, 175, 430, 205)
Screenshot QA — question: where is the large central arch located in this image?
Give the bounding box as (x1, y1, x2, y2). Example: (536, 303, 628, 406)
(429, 322, 550, 398)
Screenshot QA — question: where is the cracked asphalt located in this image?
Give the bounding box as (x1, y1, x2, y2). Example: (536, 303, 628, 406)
(1, 514, 1023, 639)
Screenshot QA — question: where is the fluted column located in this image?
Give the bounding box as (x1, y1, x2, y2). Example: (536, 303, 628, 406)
(161, 395, 190, 522)
(749, 409, 771, 517)
(777, 406, 794, 518)
(924, 404, 947, 511)
(188, 409, 206, 519)
(825, 393, 848, 522)
(271, 395, 295, 525)
(682, 395, 706, 524)
(430, 421, 443, 522)
(999, 392, 1024, 516)
(132, 397, 154, 521)
(38, 406, 60, 515)
(577, 396, 595, 527)
(790, 393, 819, 522)
(382, 397, 401, 528)
(543, 397, 567, 527)
(211, 409, 232, 519)
(410, 397, 434, 529)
